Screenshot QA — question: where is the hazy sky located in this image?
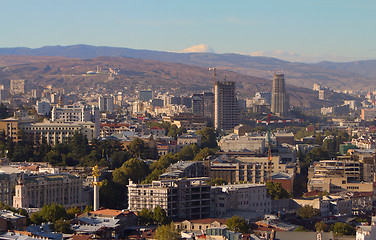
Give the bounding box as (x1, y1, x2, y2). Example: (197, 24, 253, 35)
(2, 0, 375, 62)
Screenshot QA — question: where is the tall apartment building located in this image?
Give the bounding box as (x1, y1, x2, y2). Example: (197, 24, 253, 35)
(139, 90, 153, 102)
(13, 173, 86, 210)
(98, 95, 114, 113)
(214, 81, 239, 131)
(271, 73, 289, 117)
(10, 79, 26, 95)
(0, 173, 15, 206)
(192, 93, 214, 119)
(51, 104, 100, 137)
(128, 178, 211, 220)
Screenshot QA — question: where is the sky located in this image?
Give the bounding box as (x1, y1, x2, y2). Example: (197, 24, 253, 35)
(1, 0, 376, 63)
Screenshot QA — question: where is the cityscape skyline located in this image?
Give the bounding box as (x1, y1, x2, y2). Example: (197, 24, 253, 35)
(1, 0, 376, 63)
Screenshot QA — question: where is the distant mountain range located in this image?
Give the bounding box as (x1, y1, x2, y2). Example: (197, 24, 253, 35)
(0, 44, 375, 90)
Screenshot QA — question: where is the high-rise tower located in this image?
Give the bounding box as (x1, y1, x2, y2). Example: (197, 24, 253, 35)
(271, 73, 289, 117)
(214, 81, 239, 131)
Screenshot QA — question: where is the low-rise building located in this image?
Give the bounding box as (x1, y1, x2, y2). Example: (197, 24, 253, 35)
(219, 133, 265, 153)
(357, 216, 376, 240)
(211, 183, 271, 219)
(177, 132, 201, 149)
(174, 218, 227, 232)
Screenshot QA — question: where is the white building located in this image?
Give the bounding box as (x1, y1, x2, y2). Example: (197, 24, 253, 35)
(357, 216, 376, 240)
(36, 100, 51, 115)
(20, 120, 97, 144)
(219, 133, 265, 153)
(51, 104, 99, 137)
(211, 183, 271, 219)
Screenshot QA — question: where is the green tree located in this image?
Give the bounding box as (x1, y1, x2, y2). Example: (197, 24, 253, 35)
(305, 147, 330, 163)
(66, 207, 81, 219)
(297, 205, 321, 219)
(99, 179, 126, 209)
(176, 144, 200, 161)
(193, 147, 216, 161)
(196, 127, 218, 149)
(112, 158, 150, 186)
(138, 208, 154, 226)
(83, 205, 93, 213)
(211, 178, 227, 186)
(39, 203, 67, 222)
(52, 219, 72, 233)
(266, 182, 291, 200)
(110, 151, 129, 169)
(315, 221, 328, 232)
(30, 212, 43, 225)
(330, 222, 355, 236)
(155, 223, 180, 240)
(153, 206, 170, 225)
(226, 216, 250, 234)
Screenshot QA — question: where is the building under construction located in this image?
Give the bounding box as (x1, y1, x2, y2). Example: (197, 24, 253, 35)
(271, 73, 289, 117)
(214, 81, 239, 131)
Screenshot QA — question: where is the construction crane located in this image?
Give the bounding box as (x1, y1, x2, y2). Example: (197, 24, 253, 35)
(209, 67, 229, 83)
(256, 114, 303, 180)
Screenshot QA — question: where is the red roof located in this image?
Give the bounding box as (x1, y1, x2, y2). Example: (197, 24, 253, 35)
(89, 208, 131, 217)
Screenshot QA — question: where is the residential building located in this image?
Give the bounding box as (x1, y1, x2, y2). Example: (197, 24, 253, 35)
(211, 183, 271, 219)
(209, 156, 296, 185)
(139, 90, 153, 102)
(51, 104, 100, 137)
(219, 133, 265, 153)
(357, 216, 376, 240)
(361, 108, 376, 121)
(128, 177, 211, 220)
(160, 161, 207, 180)
(271, 73, 289, 117)
(163, 113, 207, 131)
(13, 173, 87, 210)
(206, 227, 242, 240)
(255, 92, 271, 105)
(0, 210, 27, 231)
(192, 92, 214, 123)
(10, 79, 26, 95)
(177, 132, 201, 149)
(74, 209, 138, 239)
(175, 218, 227, 233)
(0, 173, 15, 206)
(98, 95, 114, 113)
(214, 81, 239, 131)
(0, 117, 21, 142)
(36, 100, 51, 115)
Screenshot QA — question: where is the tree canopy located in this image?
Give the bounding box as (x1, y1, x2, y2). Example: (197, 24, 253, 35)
(297, 205, 321, 219)
(266, 181, 291, 200)
(155, 223, 180, 240)
(226, 216, 250, 234)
